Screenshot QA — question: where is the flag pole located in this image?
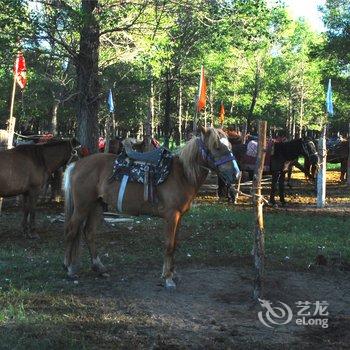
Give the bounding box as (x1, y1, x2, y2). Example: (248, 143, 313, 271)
(7, 73, 17, 149)
(317, 79, 333, 208)
(317, 122, 327, 208)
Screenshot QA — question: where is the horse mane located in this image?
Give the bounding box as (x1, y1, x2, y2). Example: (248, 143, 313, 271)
(179, 128, 225, 186)
(178, 137, 202, 186)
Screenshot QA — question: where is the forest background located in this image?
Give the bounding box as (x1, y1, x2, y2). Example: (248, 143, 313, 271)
(0, 0, 349, 151)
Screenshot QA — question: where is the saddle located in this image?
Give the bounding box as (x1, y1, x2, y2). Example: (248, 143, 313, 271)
(111, 146, 173, 207)
(125, 147, 165, 165)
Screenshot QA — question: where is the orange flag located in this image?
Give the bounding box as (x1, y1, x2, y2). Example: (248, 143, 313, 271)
(196, 66, 206, 112)
(219, 101, 225, 125)
(14, 52, 27, 89)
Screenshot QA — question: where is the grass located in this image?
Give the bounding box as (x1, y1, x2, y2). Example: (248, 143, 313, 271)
(0, 203, 349, 348)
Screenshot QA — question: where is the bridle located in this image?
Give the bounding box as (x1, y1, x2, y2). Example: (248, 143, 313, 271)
(302, 139, 318, 161)
(197, 138, 240, 184)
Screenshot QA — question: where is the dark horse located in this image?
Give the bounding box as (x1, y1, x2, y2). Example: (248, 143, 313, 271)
(302, 139, 349, 183)
(0, 139, 80, 238)
(63, 127, 240, 288)
(327, 139, 349, 182)
(219, 137, 318, 205)
(268, 138, 318, 205)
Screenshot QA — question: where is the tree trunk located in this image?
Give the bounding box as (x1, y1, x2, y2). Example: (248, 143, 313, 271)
(163, 69, 172, 148)
(176, 81, 183, 146)
(209, 81, 214, 127)
(75, 0, 100, 153)
(144, 77, 154, 150)
(247, 64, 260, 131)
(51, 99, 59, 135)
(299, 75, 304, 138)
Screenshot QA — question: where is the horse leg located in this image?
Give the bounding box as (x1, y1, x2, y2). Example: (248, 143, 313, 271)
(21, 193, 30, 237)
(28, 189, 40, 239)
(64, 207, 89, 279)
(279, 171, 286, 205)
(83, 202, 108, 276)
(162, 211, 181, 289)
(217, 176, 227, 198)
(270, 172, 278, 205)
(287, 163, 293, 188)
(340, 161, 346, 182)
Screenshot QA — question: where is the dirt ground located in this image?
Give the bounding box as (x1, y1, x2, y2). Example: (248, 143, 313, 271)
(0, 170, 349, 349)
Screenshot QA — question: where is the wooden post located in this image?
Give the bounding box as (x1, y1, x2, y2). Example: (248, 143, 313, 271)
(252, 120, 267, 301)
(317, 126, 327, 208)
(347, 123, 350, 186)
(7, 73, 17, 149)
(104, 112, 114, 153)
(242, 119, 248, 144)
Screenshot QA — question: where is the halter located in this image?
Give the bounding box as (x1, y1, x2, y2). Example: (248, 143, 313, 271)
(301, 139, 317, 160)
(197, 138, 240, 182)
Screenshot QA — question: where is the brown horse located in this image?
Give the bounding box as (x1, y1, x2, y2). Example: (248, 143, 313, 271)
(63, 127, 240, 289)
(0, 139, 80, 238)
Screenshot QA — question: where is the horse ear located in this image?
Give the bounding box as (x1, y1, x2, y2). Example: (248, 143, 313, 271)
(71, 137, 80, 147)
(198, 125, 207, 136)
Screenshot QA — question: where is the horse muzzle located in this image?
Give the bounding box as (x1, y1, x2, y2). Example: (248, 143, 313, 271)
(219, 160, 241, 186)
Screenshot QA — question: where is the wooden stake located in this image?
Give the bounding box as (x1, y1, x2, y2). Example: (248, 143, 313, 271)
(252, 120, 267, 301)
(317, 126, 327, 208)
(7, 73, 17, 149)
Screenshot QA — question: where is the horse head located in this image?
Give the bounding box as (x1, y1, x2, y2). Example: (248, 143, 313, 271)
(198, 126, 241, 185)
(302, 137, 318, 165)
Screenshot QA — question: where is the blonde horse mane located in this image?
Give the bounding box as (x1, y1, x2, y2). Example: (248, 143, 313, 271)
(179, 128, 226, 186)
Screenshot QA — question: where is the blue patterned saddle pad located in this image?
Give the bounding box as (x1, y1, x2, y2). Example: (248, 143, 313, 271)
(111, 147, 173, 186)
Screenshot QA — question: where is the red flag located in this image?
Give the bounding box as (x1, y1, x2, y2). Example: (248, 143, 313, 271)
(13, 52, 27, 89)
(196, 66, 206, 112)
(219, 101, 225, 125)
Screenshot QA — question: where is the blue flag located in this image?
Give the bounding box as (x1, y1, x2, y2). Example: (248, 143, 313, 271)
(107, 89, 114, 113)
(326, 79, 333, 116)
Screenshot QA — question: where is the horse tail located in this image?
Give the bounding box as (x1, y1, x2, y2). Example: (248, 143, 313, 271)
(63, 162, 76, 224)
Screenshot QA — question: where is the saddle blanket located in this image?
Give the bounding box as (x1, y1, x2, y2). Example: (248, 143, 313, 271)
(111, 147, 173, 186)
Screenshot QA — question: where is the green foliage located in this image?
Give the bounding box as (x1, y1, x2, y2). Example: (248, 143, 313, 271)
(0, 0, 347, 137)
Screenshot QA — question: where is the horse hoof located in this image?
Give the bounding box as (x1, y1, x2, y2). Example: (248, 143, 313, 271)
(67, 274, 78, 281)
(165, 279, 176, 290)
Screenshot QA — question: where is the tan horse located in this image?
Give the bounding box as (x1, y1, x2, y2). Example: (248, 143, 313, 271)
(63, 127, 240, 289)
(0, 139, 80, 238)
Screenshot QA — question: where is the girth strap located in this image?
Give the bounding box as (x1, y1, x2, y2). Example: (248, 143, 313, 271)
(117, 175, 129, 212)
